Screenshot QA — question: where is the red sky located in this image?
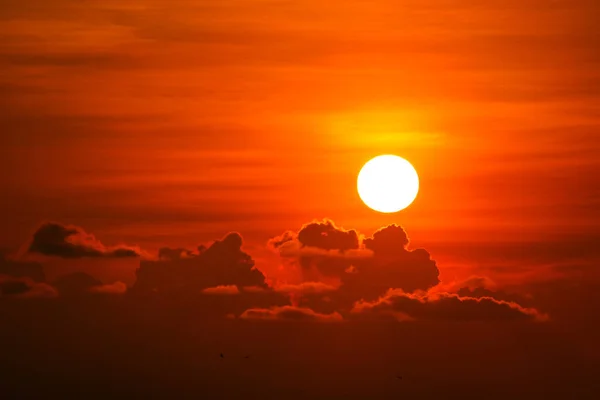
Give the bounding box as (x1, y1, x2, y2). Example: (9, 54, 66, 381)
(1, 2, 600, 398)
(1, 0, 598, 254)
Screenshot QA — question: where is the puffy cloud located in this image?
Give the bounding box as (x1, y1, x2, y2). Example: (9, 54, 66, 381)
(268, 220, 440, 306)
(202, 285, 240, 295)
(363, 224, 409, 255)
(28, 222, 142, 259)
(0, 275, 58, 299)
(296, 220, 360, 252)
(351, 289, 548, 322)
(269, 220, 360, 252)
(89, 281, 128, 295)
(240, 306, 343, 322)
(276, 220, 362, 278)
(132, 232, 268, 293)
(350, 224, 440, 295)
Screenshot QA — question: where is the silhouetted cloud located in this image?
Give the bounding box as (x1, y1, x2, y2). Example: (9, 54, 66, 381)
(0, 256, 46, 282)
(28, 222, 142, 259)
(265, 222, 548, 321)
(363, 224, 410, 254)
(350, 224, 440, 294)
(53, 272, 103, 296)
(132, 232, 268, 293)
(240, 306, 343, 322)
(0, 275, 58, 299)
(432, 276, 534, 306)
(9, 220, 547, 323)
(202, 285, 240, 295)
(351, 289, 547, 322)
(296, 220, 360, 251)
(268, 220, 440, 306)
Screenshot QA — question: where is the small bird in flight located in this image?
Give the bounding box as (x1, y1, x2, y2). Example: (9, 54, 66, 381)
(220, 353, 225, 359)
(243, 355, 250, 359)
(396, 376, 402, 380)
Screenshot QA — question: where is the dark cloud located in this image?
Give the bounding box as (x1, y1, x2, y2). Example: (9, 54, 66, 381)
(0, 277, 29, 296)
(268, 220, 440, 307)
(351, 289, 547, 322)
(28, 223, 142, 259)
(158, 247, 198, 261)
(269, 220, 365, 280)
(345, 225, 439, 298)
(265, 221, 551, 321)
(132, 232, 268, 294)
(296, 220, 360, 252)
(0, 256, 46, 282)
(363, 224, 409, 255)
(4, 219, 546, 324)
(53, 272, 103, 296)
(240, 306, 343, 322)
(0, 275, 58, 299)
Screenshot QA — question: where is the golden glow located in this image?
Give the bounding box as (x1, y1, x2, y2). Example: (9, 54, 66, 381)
(357, 155, 419, 213)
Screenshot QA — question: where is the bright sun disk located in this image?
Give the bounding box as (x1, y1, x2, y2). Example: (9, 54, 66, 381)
(357, 155, 419, 213)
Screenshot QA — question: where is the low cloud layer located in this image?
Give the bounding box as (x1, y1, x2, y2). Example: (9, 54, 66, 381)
(269, 220, 440, 307)
(133, 232, 268, 293)
(0, 275, 58, 299)
(262, 220, 549, 322)
(4, 220, 549, 324)
(351, 289, 547, 322)
(0, 256, 46, 282)
(28, 223, 141, 259)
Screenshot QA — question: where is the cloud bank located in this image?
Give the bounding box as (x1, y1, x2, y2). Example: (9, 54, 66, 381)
(133, 232, 268, 293)
(28, 223, 142, 259)
(351, 289, 548, 322)
(4, 219, 547, 324)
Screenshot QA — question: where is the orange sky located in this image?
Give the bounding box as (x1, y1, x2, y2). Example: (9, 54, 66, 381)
(1, 0, 599, 252)
(2, 5, 600, 396)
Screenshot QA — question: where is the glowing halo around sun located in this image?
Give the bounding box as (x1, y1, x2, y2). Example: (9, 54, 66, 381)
(357, 155, 420, 213)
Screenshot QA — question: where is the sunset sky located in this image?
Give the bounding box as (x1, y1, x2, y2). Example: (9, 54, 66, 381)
(2, 0, 598, 251)
(1, 2, 599, 397)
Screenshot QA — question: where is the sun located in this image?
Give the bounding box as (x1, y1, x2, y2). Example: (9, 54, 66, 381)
(357, 155, 419, 213)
